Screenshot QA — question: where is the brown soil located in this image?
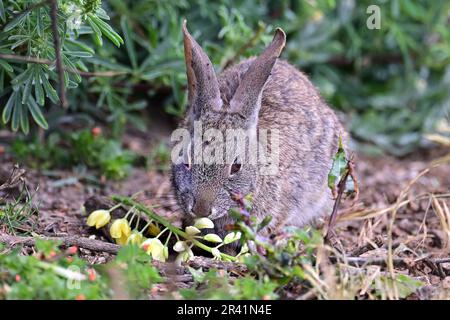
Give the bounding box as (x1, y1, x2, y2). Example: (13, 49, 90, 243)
(1, 127, 449, 298)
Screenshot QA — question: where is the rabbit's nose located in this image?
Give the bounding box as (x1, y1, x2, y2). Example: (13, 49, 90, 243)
(192, 199, 212, 217)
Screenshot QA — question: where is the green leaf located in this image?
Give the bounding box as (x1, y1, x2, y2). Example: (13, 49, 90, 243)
(65, 39, 95, 55)
(0, 59, 13, 73)
(4, 10, 30, 32)
(40, 70, 59, 104)
(120, 16, 137, 69)
(2, 91, 17, 123)
(20, 101, 29, 134)
(0, 69, 4, 92)
(62, 57, 82, 83)
(34, 69, 45, 106)
(327, 136, 347, 191)
(11, 92, 22, 132)
(28, 95, 48, 130)
(22, 72, 33, 104)
(89, 14, 124, 47)
(87, 16, 103, 47)
(64, 51, 93, 58)
(11, 68, 32, 86)
(0, 0, 5, 22)
(36, 7, 43, 36)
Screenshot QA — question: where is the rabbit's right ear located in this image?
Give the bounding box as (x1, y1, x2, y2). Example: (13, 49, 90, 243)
(182, 20, 222, 122)
(230, 28, 286, 127)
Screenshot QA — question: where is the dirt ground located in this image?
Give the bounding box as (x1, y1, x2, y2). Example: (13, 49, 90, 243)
(0, 126, 449, 298)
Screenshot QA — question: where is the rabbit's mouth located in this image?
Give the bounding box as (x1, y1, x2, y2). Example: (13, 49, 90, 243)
(208, 206, 230, 220)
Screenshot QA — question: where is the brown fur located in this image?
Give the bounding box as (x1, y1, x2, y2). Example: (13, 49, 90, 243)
(172, 23, 345, 249)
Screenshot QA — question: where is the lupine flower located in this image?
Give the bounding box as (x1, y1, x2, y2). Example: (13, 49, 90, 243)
(147, 222, 161, 236)
(173, 241, 188, 252)
(115, 234, 129, 246)
(127, 232, 144, 246)
(185, 226, 201, 236)
(239, 243, 249, 254)
(224, 231, 241, 244)
(109, 218, 131, 239)
(194, 218, 214, 229)
(203, 234, 222, 243)
(175, 248, 194, 266)
(87, 210, 111, 229)
(141, 238, 166, 262)
(211, 248, 222, 260)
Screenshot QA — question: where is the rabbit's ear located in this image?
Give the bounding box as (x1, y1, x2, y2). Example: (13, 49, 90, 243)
(230, 28, 286, 126)
(182, 20, 222, 119)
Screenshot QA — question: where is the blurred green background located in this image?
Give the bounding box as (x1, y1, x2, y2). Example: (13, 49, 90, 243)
(1, 0, 449, 159)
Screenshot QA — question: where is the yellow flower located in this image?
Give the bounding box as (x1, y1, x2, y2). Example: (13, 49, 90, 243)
(147, 222, 161, 237)
(115, 234, 129, 245)
(109, 219, 131, 239)
(194, 217, 214, 229)
(203, 234, 222, 243)
(87, 210, 111, 229)
(127, 232, 144, 246)
(141, 238, 166, 262)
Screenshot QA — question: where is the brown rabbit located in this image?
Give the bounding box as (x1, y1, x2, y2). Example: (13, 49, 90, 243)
(171, 21, 345, 245)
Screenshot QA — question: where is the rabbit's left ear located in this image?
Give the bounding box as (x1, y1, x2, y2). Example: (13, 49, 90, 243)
(182, 20, 222, 119)
(230, 28, 286, 126)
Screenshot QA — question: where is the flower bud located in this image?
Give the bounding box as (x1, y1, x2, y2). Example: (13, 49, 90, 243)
(224, 232, 241, 244)
(147, 222, 161, 237)
(185, 226, 201, 236)
(173, 241, 188, 253)
(194, 217, 214, 229)
(203, 234, 222, 243)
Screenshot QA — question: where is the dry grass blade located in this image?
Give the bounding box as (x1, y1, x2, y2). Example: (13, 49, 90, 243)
(432, 196, 450, 249)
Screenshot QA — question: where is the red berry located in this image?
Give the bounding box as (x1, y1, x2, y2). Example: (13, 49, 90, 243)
(88, 269, 96, 282)
(15, 274, 21, 282)
(75, 294, 86, 300)
(68, 246, 78, 254)
(91, 127, 102, 137)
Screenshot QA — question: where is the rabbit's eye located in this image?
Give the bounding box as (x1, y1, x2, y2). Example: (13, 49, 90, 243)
(230, 158, 241, 176)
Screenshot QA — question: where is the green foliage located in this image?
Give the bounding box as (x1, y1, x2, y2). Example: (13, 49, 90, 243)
(1, 0, 448, 154)
(327, 136, 355, 196)
(223, 193, 424, 300)
(146, 141, 171, 171)
(0, 0, 123, 133)
(180, 269, 278, 300)
(0, 240, 163, 299)
(11, 128, 136, 179)
(0, 185, 38, 235)
(109, 244, 162, 298)
(0, 240, 109, 299)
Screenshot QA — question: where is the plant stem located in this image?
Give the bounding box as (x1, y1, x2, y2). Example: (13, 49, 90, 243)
(49, 0, 67, 108)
